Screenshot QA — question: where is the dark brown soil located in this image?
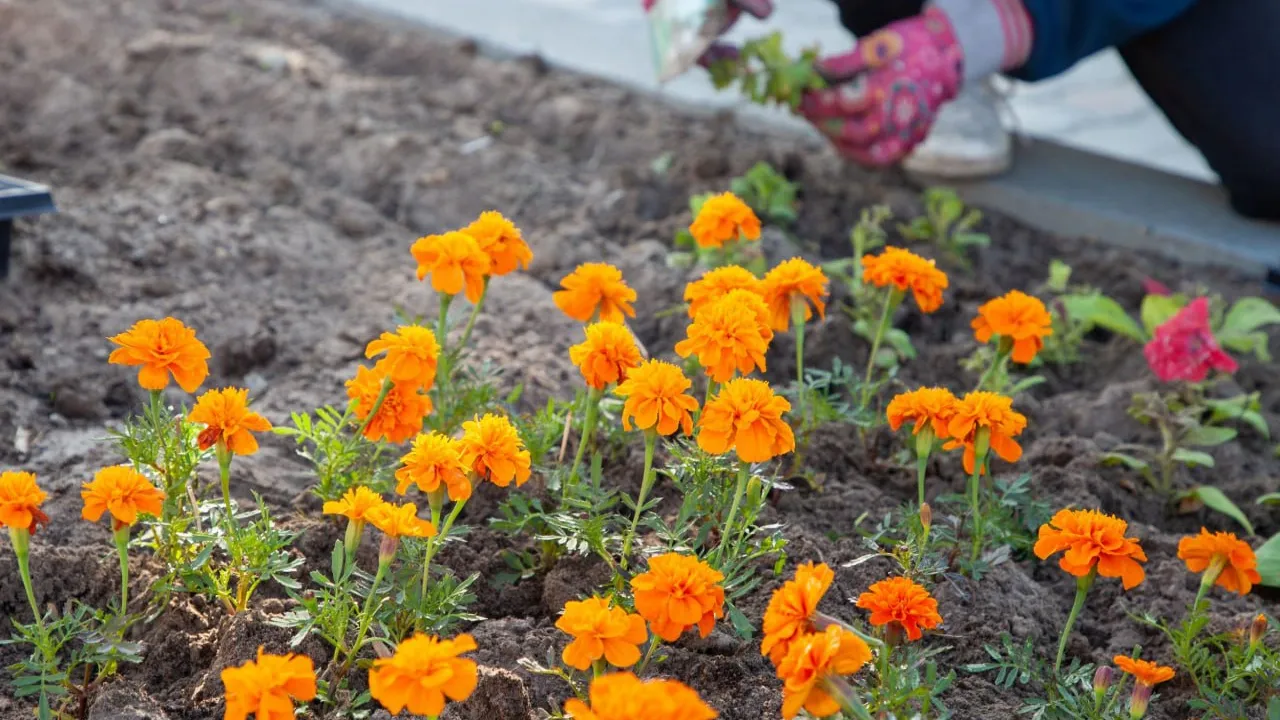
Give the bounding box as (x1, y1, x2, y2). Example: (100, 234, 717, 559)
(0, 0, 1277, 718)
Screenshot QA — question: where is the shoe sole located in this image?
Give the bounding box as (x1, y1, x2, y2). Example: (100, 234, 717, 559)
(900, 151, 1012, 180)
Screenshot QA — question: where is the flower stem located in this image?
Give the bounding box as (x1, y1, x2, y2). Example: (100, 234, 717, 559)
(792, 298, 808, 427)
(9, 528, 44, 632)
(455, 279, 489, 360)
(975, 345, 1011, 392)
(703, 378, 720, 409)
(345, 559, 389, 673)
(354, 377, 394, 440)
(436, 293, 454, 354)
(217, 445, 235, 526)
(419, 499, 468, 625)
(622, 431, 658, 565)
(915, 440, 930, 508)
(1190, 558, 1224, 612)
(635, 634, 662, 675)
(1055, 567, 1097, 675)
(568, 387, 603, 490)
(968, 454, 986, 564)
(860, 289, 900, 410)
(715, 462, 750, 564)
(113, 526, 131, 617)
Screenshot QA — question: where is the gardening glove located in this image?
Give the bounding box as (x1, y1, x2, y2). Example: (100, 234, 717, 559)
(800, 0, 1032, 167)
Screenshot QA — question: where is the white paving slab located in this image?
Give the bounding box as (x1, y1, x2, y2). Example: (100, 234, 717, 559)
(351, 0, 1214, 181)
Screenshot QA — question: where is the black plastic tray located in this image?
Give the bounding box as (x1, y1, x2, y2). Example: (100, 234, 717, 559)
(0, 174, 57, 278)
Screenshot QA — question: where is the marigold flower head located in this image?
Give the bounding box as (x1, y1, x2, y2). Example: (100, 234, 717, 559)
(411, 231, 491, 303)
(761, 258, 830, 332)
(554, 263, 637, 323)
(684, 265, 763, 319)
(369, 633, 477, 717)
(630, 552, 726, 642)
(365, 325, 440, 391)
(777, 626, 872, 720)
(1143, 297, 1238, 383)
(944, 391, 1026, 475)
(459, 413, 532, 487)
(462, 210, 532, 276)
(345, 366, 430, 444)
(886, 387, 958, 440)
(972, 289, 1054, 364)
(690, 192, 761, 249)
(855, 576, 942, 641)
(81, 465, 165, 530)
(697, 378, 795, 463)
(395, 432, 471, 502)
(1034, 509, 1147, 590)
(107, 317, 211, 393)
(569, 322, 644, 390)
(322, 486, 387, 524)
(221, 647, 317, 720)
(0, 471, 49, 536)
(188, 388, 272, 456)
(1177, 528, 1261, 595)
(614, 359, 699, 436)
(761, 562, 835, 665)
(564, 673, 718, 720)
(860, 247, 948, 313)
(555, 596, 648, 671)
(367, 502, 437, 539)
(1112, 655, 1175, 688)
(675, 290, 773, 383)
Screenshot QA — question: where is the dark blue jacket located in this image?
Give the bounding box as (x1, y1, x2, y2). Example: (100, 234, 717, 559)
(1015, 0, 1197, 80)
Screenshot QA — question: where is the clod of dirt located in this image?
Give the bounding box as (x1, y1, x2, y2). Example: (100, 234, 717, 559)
(441, 666, 534, 720)
(88, 679, 169, 720)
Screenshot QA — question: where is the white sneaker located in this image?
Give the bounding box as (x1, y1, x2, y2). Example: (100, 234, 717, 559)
(902, 78, 1012, 178)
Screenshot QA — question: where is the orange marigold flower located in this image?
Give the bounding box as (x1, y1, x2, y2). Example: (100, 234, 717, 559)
(369, 633, 477, 717)
(411, 231, 491, 303)
(395, 432, 471, 502)
(761, 258, 830, 332)
(345, 366, 430, 444)
(761, 562, 835, 665)
(777, 626, 872, 720)
(555, 596, 649, 671)
(675, 290, 773, 383)
(1177, 528, 1262, 595)
(1034, 509, 1147, 590)
(107, 317, 211, 393)
(614, 359, 699, 436)
(188, 387, 273, 456)
(972, 290, 1054, 364)
(684, 265, 763, 318)
(886, 387, 958, 439)
(554, 263, 637, 323)
(564, 673, 718, 720)
(569, 322, 644, 390)
(860, 247, 948, 313)
(944, 391, 1026, 475)
(81, 466, 165, 530)
(462, 210, 532, 276)
(1113, 655, 1175, 687)
(690, 192, 761, 249)
(322, 486, 387, 524)
(221, 647, 317, 720)
(697, 378, 795, 463)
(0, 471, 49, 536)
(855, 576, 942, 641)
(365, 325, 440, 391)
(458, 413, 532, 487)
(367, 502, 437, 539)
(630, 552, 726, 642)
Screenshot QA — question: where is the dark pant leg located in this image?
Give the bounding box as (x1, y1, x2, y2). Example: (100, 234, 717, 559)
(829, 0, 924, 37)
(1117, 0, 1280, 220)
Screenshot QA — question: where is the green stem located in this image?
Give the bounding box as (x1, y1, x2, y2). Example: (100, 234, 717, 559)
(436, 293, 454, 354)
(915, 441, 930, 508)
(568, 387, 603, 489)
(345, 560, 389, 672)
(217, 445, 234, 525)
(419, 499, 468, 625)
(703, 378, 720, 409)
(455, 279, 489, 359)
(715, 462, 750, 564)
(622, 431, 658, 565)
(1055, 567, 1097, 675)
(860, 289, 900, 410)
(10, 528, 44, 632)
(968, 451, 986, 564)
(792, 298, 807, 427)
(635, 634, 662, 675)
(1190, 559, 1223, 612)
(975, 346, 1011, 392)
(113, 527, 131, 617)
(354, 377, 394, 440)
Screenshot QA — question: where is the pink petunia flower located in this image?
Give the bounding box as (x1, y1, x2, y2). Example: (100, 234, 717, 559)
(1142, 277, 1172, 297)
(1143, 297, 1238, 382)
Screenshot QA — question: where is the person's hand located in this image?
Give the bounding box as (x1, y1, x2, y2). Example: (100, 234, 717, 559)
(641, 0, 774, 68)
(799, 7, 964, 167)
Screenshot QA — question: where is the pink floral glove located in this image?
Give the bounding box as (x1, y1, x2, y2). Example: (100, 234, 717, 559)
(800, 7, 964, 167)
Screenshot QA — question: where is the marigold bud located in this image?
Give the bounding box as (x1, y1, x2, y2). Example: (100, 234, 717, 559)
(1250, 613, 1268, 647)
(1092, 665, 1115, 702)
(919, 503, 932, 531)
(378, 534, 400, 566)
(1128, 682, 1152, 720)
